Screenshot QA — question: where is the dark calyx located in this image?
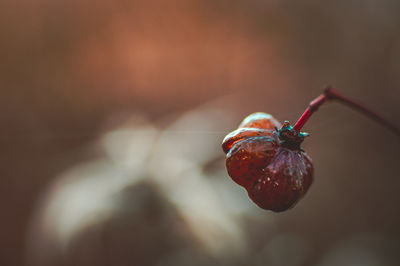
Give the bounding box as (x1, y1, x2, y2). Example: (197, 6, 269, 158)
(277, 121, 309, 150)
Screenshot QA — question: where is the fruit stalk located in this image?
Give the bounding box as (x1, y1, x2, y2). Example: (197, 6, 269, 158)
(293, 86, 400, 135)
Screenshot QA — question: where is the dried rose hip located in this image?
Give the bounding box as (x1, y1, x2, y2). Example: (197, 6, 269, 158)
(222, 87, 400, 212)
(222, 113, 313, 212)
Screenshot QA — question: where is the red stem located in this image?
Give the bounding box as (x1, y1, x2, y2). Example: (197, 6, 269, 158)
(293, 86, 400, 136)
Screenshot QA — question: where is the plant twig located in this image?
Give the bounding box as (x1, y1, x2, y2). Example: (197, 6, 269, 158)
(293, 86, 400, 136)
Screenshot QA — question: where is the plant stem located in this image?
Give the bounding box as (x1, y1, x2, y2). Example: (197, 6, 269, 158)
(293, 86, 400, 135)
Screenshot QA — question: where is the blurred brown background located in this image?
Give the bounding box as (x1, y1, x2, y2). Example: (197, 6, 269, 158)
(1, 1, 400, 266)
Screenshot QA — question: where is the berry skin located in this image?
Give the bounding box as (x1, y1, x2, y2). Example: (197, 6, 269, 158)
(222, 113, 314, 212)
(238, 112, 282, 129)
(222, 112, 281, 154)
(247, 146, 313, 212)
(222, 128, 276, 154)
(226, 136, 278, 187)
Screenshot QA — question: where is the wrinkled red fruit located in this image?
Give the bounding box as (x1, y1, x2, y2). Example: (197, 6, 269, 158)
(222, 112, 314, 212)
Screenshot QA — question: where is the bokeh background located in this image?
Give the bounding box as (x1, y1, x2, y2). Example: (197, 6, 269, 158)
(1, 1, 400, 266)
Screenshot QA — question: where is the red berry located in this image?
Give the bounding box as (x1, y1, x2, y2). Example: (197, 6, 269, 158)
(222, 113, 314, 212)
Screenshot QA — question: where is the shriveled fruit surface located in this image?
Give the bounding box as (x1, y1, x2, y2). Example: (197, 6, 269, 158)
(222, 112, 313, 212)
